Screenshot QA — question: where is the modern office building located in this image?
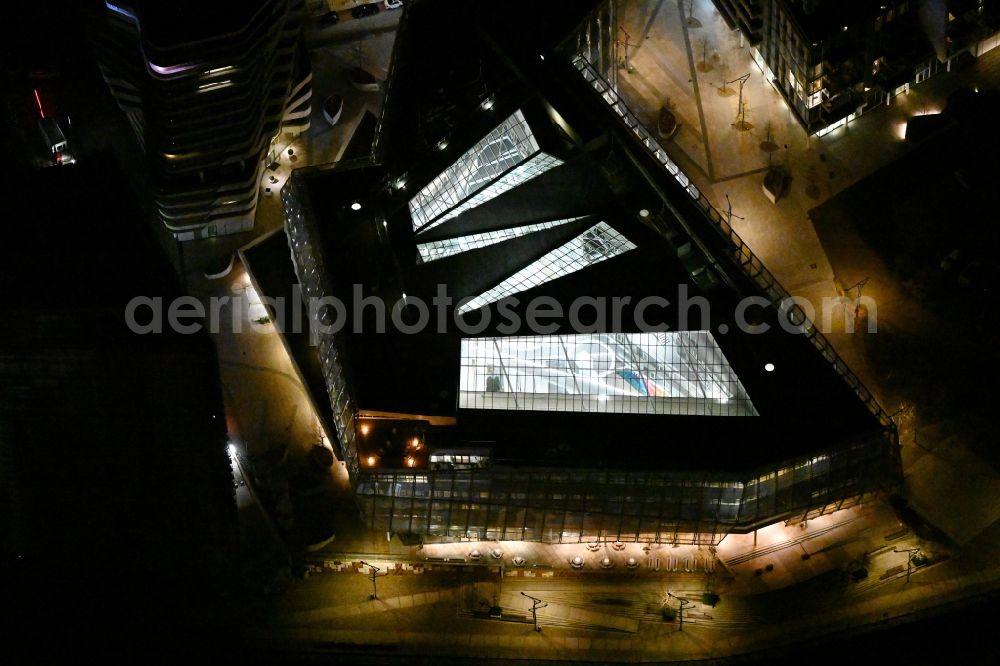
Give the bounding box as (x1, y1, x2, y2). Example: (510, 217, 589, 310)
(266, 0, 899, 546)
(97, 0, 312, 240)
(713, 0, 1000, 134)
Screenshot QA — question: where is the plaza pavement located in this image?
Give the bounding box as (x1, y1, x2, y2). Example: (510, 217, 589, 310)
(618, 0, 1000, 313)
(251, 539, 1000, 662)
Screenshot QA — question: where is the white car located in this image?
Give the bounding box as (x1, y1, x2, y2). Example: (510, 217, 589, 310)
(384, 0, 403, 9)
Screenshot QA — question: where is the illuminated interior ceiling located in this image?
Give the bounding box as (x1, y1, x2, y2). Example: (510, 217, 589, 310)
(416, 216, 584, 262)
(459, 331, 757, 416)
(408, 109, 564, 233)
(456, 222, 636, 314)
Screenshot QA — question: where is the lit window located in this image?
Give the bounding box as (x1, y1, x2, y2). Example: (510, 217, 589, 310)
(197, 80, 232, 92)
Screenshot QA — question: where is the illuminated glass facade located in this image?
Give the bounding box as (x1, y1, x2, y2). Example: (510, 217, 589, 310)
(282, 181, 362, 480)
(459, 332, 757, 416)
(408, 110, 563, 233)
(416, 217, 583, 262)
(457, 222, 636, 314)
(354, 430, 894, 544)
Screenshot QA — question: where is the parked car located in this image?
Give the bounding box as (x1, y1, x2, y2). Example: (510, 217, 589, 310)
(319, 10, 339, 25)
(322, 94, 344, 126)
(384, 0, 403, 9)
(352, 3, 378, 18)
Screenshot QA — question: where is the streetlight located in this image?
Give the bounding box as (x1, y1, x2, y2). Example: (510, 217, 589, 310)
(724, 194, 744, 227)
(520, 592, 547, 632)
(359, 560, 382, 600)
(726, 73, 752, 130)
(844, 277, 870, 317)
(893, 547, 921, 584)
(666, 592, 693, 631)
(617, 26, 634, 73)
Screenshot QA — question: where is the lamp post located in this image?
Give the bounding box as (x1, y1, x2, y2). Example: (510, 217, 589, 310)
(617, 26, 633, 73)
(521, 592, 547, 632)
(666, 592, 693, 631)
(726, 72, 752, 130)
(893, 547, 921, 584)
(725, 194, 744, 227)
(844, 276, 870, 318)
(359, 560, 382, 600)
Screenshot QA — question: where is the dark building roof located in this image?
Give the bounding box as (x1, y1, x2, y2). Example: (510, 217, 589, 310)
(262, 0, 888, 473)
(134, 0, 272, 49)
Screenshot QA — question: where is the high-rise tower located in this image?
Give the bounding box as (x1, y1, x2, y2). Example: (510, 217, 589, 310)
(98, 0, 312, 239)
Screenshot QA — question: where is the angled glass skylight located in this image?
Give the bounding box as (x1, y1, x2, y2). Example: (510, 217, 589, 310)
(416, 217, 584, 263)
(459, 331, 757, 416)
(457, 222, 636, 314)
(408, 110, 563, 233)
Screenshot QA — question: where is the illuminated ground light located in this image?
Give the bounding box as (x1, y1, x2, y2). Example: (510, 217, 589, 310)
(764, 363, 775, 372)
(351, 201, 362, 211)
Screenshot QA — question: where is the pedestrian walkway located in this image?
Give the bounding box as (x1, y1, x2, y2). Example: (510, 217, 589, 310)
(616, 0, 1000, 309)
(259, 545, 1000, 662)
(723, 515, 861, 566)
(617, 0, 838, 304)
(419, 538, 721, 577)
(498, 591, 640, 633)
(276, 588, 460, 625)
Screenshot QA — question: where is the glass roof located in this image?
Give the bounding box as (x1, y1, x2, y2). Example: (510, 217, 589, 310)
(460, 331, 757, 416)
(457, 222, 636, 314)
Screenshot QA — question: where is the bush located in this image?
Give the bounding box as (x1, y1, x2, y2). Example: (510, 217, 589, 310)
(661, 605, 676, 621)
(701, 592, 720, 607)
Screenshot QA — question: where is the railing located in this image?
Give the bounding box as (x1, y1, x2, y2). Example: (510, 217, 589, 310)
(571, 54, 896, 434)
